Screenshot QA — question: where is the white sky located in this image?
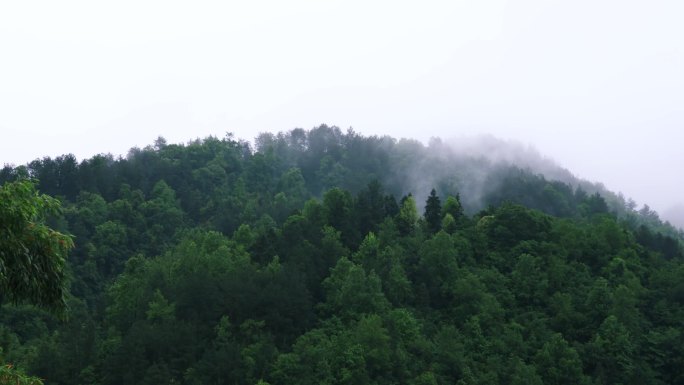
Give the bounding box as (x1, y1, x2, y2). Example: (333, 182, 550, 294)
(1, 0, 683, 219)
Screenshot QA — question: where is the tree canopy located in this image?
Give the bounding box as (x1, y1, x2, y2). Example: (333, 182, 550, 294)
(0, 127, 682, 385)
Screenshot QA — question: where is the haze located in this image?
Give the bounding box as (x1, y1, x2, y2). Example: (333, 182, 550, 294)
(1, 0, 682, 225)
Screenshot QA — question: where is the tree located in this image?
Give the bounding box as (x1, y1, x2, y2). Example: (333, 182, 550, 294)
(0, 180, 74, 384)
(424, 189, 442, 234)
(396, 195, 418, 236)
(355, 180, 388, 237)
(442, 195, 464, 222)
(534, 334, 588, 385)
(581, 192, 609, 216)
(416, 231, 459, 308)
(320, 257, 390, 320)
(482, 204, 552, 249)
(0, 180, 73, 314)
(511, 254, 549, 308)
(586, 316, 635, 384)
(0, 364, 44, 385)
(322, 188, 358, 246)
(510, 360, 543, 385)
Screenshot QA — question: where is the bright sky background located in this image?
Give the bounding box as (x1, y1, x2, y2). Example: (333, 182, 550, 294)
(1, 0, 683, 223)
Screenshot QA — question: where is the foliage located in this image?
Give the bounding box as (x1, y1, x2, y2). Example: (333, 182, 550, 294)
(0, 364, 43, 385)
(0, 180, 73, 314)
(0, 127, 682, 384)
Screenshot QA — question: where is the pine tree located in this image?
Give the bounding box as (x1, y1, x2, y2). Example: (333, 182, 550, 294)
(424, 189, 442, 234)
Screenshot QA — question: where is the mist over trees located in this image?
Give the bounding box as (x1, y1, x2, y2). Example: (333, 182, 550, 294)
(1, 125, 683, 384)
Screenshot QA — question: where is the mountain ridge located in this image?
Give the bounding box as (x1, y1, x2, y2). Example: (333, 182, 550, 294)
(1, 125, 683, 384)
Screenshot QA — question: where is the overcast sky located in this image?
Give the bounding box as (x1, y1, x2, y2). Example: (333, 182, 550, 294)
(1, 0, 682, 221)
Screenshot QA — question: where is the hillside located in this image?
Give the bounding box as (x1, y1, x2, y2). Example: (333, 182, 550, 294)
(1, 126, 683, 385)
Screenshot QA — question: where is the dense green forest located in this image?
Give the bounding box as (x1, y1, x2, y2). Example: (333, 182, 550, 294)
(1, 125, 683, 384)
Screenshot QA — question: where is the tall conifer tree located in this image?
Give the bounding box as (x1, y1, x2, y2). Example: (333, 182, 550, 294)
(425, 189, 442, 234)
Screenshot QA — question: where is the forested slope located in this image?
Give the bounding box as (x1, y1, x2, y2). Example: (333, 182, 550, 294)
(1, 126, 683, 384)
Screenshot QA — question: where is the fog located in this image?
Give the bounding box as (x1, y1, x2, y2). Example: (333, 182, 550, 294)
(1, 0, 682, 225)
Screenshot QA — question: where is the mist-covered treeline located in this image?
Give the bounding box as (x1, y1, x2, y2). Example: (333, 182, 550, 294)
(1, 125, 683, 384)
(2, 126, 680, 236)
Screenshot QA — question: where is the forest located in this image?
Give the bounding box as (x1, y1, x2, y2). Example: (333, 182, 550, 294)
(1, 125, 683, 384)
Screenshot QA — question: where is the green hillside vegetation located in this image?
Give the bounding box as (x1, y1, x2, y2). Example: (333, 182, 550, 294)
(1, 126, 683, 384)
